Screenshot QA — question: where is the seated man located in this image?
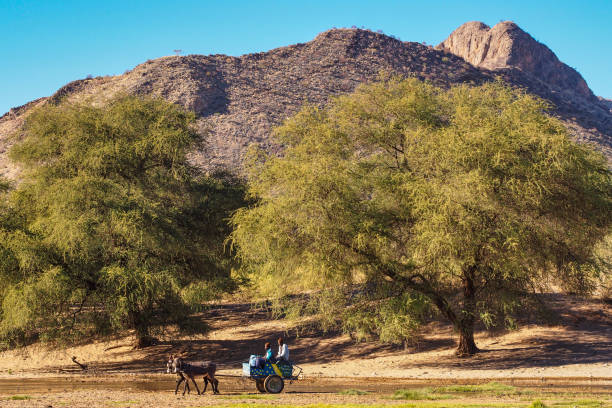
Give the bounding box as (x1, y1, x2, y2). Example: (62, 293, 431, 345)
(254, 342, 274, 368)
(265, 342, 275, 362)
(275, 337, 290, 364)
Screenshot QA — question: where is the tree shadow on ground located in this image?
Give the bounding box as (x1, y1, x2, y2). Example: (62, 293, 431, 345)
(60, 294, 611, 374)
(402, 294, 612, 371)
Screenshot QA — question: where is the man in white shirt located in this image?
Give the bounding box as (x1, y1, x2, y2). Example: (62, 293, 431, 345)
(276, 337, 289, 364)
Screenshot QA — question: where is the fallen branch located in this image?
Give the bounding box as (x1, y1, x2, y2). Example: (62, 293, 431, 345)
(71, 356, 88, 371)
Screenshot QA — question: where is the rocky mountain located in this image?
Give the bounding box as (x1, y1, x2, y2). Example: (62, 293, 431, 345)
(599, 97, 612, 113)
(436, 21, 594, 100)
(1, 24, 611, 179)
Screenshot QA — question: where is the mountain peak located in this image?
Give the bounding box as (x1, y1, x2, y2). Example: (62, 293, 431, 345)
(436, 21, 593, 99)
(1, 24, 610, 180)
(310, 27, 408, 55)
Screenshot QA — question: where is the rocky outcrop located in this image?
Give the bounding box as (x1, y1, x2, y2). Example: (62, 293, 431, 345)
(1, 26, 611, 179)
(599, 97, 612, 113)
(436, 21, 594, 100)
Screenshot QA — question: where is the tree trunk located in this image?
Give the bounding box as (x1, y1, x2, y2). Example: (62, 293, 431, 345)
(456, 271, 479, 356)
(130, 309, 156, 349)
(456, 319, 478, 356)
(378, 264, 480, 356)
(134, 334, 157, 349)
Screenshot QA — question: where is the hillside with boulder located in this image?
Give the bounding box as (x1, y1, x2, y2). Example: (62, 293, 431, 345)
(1, 24, 611, 179)
(436, 21, 594, 100)
(599, 97, 612, 113)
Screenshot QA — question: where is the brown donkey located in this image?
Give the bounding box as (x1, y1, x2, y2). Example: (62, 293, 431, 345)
(167, 355, 219, 395)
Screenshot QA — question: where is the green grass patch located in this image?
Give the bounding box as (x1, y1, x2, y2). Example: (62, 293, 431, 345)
(391, 390, 453, 400)
(203, 403, 523, 408)
(433, 382, 516, 394)
(549, 400, 606, 408)
(200, 394, 611, 408)
(338, 389, 369, 395)
(8, 395, 31, 400)
(219, 393, 278, 400)
(422, 382, 535, 397)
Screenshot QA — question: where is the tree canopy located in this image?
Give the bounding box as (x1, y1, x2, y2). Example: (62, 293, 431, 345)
(0, 96, 244, 347)
(231, 77, 612, 355)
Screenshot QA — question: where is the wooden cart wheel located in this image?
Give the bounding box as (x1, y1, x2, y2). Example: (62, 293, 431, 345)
(264, 375, 284, 393)
(255, 379, 266, 393)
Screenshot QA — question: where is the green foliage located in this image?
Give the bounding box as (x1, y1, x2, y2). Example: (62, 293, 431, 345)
(267, 286, 431, 343)
(550, 400, 605, 408)
(390, 383, 530, 401)
(8, 395, 31, 400)
(220, 394, 278, 400)
(591, 234, 612, 299)
(391, 390, 451, 400)
(342, 292, 431, 343)
(433, 383, 517, 394)
(189, 400, 606, 408)
(0, 96, 245, 346)
(529, 400, 547, 408)
(231, 77, 612, 353)
(338, 389, 369, 396)
(0, 178, 9, 193)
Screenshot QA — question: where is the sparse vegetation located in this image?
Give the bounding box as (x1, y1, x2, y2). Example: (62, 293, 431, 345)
(8, 395, 31, 400)
(433, 382, 517, 394)
(0, 380, 608, 408)
(170, 399, 610, 408)
(389, 382, 534, 400)
(221, 394, 278, 400)
(339, 389, 369, 395)
(391, 390, 452, 400)
(550, 400, 606, 408)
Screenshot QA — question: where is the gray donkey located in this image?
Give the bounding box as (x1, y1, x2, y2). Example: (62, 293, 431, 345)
(166, 355, 219, 395)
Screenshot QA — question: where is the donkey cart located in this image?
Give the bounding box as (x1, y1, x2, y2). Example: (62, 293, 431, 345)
(242, 359, 302, 393)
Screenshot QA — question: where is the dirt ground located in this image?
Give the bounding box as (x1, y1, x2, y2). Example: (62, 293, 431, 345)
(0, 377, 610, 408)
(0, 294, 610, 407)
(0, 293, 609, 380)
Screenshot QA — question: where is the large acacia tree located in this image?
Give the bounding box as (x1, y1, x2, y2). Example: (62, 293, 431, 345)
(231, 78, 612, 355)
(0, 96, 243, 347)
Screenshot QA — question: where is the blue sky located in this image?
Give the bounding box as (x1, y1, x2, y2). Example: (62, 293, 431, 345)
(1, 0, 611, 114)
